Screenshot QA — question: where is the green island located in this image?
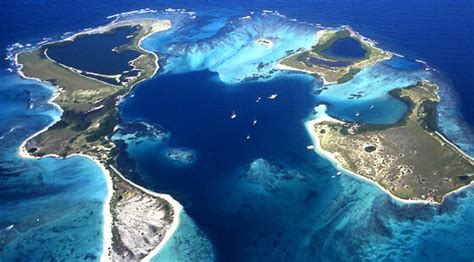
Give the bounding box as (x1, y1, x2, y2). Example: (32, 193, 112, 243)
(16, 19, 179, 261)
(310, 81, 474, 203)
(277, 27, 391, 84)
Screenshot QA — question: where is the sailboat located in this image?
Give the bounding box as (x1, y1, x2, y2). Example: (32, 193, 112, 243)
(268, 94, 278, 99)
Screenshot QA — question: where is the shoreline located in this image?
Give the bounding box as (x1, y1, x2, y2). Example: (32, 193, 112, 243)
(60, 18, 165, 43)
(17, 139, 115, 260)
(276, 26, 392, 86)
(274, 62, 334, 85)
(304, 108, 473, 205)
(435, 130, 474, 162)
(109, 166, 183, 262)
(14, 18, 181, 261)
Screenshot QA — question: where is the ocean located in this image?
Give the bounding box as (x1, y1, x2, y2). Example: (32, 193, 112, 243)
(1, 0, 473, 261)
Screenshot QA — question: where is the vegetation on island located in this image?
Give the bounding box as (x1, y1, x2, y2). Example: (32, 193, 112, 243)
(279, 27, 391, 84)
(312, 81, 474, 202)
(17, 19, 174, 261)
(17, 20, 165, 159)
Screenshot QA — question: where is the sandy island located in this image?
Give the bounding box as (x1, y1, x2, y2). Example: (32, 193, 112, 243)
(255, 38, 274, 48)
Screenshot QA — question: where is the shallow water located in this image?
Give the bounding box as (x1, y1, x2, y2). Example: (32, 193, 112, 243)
(116, 11, 474, 261)
(0, 74, 108, 260)
(1, 1, 474, 261)
(151, 211, 216, 261)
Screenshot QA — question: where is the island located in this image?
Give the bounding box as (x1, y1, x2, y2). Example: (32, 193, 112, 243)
(15, 19, 180, 261)
(308, 81, 474, 203)
(277, 26, 391, 84)
(255, 38, 274, 48)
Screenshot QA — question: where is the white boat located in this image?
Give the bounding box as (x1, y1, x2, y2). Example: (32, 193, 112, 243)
(355, 112, 360, 117)
(253, 119, 258, 126)
(306, 145, 314, 150)
(256, 97, 261, 103)
(246, 135, 250, 140)
(230, 111, 237, 119)
(268, 94, 278, 99)
(370, 105, 375, 109)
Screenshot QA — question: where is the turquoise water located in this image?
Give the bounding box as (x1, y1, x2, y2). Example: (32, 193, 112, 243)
(115, 12, 474, 261)
(117, 67, 474, 260)
(151, 211, 216, 261)
(0, 156, 107, 260)
(140, 12, 317, 84)
(1, 1, 474, 261)
(314, 58, 432, 124)
(0, 73, 109, 260)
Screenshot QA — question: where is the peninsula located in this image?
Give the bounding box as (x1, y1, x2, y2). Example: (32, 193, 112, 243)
(308, 81, 474, 203)
(16, 19, 179, 261)
(277, 26, 391, 84)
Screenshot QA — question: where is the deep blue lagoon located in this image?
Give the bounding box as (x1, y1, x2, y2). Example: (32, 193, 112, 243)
(46, 26, 140, 75)
(1, 0, 474, 261)
(321, 37, 366, 60)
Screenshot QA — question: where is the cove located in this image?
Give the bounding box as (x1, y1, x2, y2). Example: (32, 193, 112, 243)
(321, 37, 367, 60)
(46, 26, 140, 75)
(117, 70, 347, 260)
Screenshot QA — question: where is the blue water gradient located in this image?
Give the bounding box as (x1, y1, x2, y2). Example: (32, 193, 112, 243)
(151, 211, 216, 261)
(141, 11, 317, 83)
(314, 57, 431, 124)
(0, 73, 108, 260)
(118, 67, 474, 260)
(1, 0, 473, 261)
(116, 10, 474, 261)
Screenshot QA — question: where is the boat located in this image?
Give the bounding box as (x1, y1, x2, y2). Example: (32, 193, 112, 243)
(256, 97, 261, 103)
(230, 111, 237, 119)
(370, 105, 375, 109)
(246, 135, 250, 140)
(268, 94, 278, 99)
(306, 145, 314, 150)
(355, 112, 360, 117)
(253, 119, 257, 126)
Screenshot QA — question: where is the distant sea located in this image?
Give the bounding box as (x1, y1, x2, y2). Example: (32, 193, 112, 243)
(0, 0, 473, 261)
